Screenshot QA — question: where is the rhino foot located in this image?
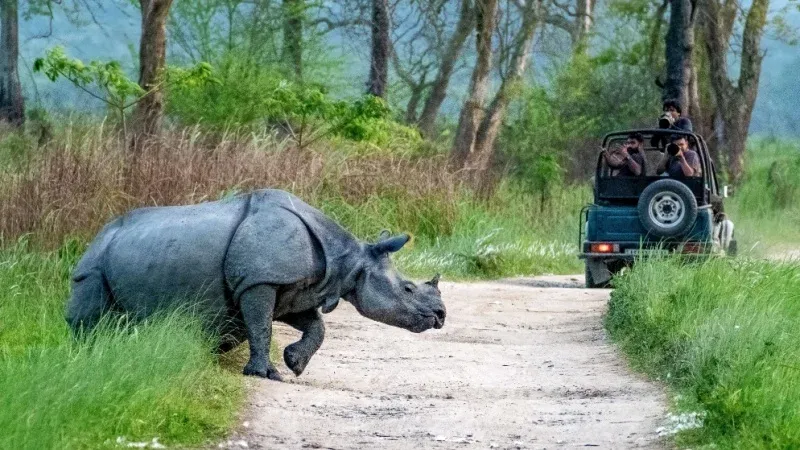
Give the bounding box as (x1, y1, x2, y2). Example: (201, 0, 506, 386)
(243, 361, 283, 381)
(284, 344, 311, 376)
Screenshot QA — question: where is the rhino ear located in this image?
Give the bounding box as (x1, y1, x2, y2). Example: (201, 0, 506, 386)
(371, 233, 410, 255)
(426, 273, 441, 289)
(378, 229, 391, 241)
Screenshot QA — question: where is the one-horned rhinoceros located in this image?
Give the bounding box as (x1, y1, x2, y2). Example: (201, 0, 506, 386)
(65, 189, 445, 380)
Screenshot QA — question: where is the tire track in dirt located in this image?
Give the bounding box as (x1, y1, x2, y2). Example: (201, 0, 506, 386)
(225, 276, 666, 449)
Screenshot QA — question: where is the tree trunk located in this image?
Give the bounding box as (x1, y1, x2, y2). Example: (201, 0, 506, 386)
(404, 83, 425, 124)
(0, 0, 24, 126)
(133, 0, 174, 143)
(664, 0, 694, 110)
(467, 0, 541, 186)
(702, 0, 767, 183)
(572, 0, 593, 50)
(282, 0, 303, 80)
(449, 0, 498, 169)
(367, 0, 390, 98)
(417, 0, 474, 137)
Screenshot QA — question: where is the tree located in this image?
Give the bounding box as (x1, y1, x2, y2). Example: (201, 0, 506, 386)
(541, 0, 596, 51)
(466, 0, 542, 188)
(700, 0, 769, 183)
(389, 0, 475, 131)
(0, 0, 24, 126)
(34, 46, 216, 143)
(416, 0, 475, 137)
(451, 0, 543, 192)
(133, 0, 175, 141)
(450, 0, 499, 169)
(367, 0, 390, 97)
(283, 0, 305, 80)
(663, 0, 695, 111)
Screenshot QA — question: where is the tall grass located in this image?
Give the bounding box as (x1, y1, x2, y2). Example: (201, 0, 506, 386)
(0, 243, 243, 449)
(728, 137, 800, 253)
(607, 257, 800, 448)
(0, 122, 587, 278)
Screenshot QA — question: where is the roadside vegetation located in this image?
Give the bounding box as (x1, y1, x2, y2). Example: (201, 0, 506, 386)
(0, 242, 243, 450)
(727, 137, 800, 253)
(607, 257, 800, 448)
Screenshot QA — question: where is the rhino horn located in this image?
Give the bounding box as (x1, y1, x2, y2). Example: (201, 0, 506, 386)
(426, 273, 441, 289)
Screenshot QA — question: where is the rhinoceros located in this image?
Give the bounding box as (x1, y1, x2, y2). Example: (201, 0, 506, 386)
(65, 189, 445, 380)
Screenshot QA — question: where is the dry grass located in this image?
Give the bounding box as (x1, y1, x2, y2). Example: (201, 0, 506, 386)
(0, 125, 457, 247)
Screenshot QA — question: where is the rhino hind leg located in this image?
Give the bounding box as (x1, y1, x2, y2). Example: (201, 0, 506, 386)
(280, 309, 325, 376)
(240, 284, 283, 381)
(65, 271, 113, 336)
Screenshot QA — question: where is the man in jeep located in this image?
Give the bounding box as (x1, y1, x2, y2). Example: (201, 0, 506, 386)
(656, 134, 702, 178)
(602, 132, 645, 177)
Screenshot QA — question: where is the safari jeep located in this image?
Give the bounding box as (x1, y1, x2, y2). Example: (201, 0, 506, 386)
(579, 129, 736, 288)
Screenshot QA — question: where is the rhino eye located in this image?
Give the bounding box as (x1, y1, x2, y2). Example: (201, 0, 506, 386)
(403, 284, 415, 293)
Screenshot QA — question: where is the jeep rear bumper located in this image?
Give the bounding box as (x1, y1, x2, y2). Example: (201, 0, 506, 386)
(578, 241, 714, 259)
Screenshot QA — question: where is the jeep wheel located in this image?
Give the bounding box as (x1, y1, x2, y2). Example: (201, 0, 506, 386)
(637, 179, 698, 238)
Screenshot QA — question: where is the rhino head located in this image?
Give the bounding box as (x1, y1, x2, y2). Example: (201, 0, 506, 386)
(343, 233, 445, 333)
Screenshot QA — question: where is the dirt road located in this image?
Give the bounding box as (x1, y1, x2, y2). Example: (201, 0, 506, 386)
(228, 276, 666, 449)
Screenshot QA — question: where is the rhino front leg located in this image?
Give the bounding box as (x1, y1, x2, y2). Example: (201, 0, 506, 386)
(239, 284, 282, 381)
(280, 309, 325, 376)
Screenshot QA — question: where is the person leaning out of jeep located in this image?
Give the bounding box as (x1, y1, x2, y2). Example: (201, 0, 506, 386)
(656, 134, 702, 178)
(602, 132, 645, 176)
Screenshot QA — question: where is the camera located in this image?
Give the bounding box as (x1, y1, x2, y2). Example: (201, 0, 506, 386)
(666, 143, 680, 156)
(659, 113, 675, 129)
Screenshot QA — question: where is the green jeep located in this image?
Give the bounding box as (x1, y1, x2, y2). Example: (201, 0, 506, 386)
(579, 129, 736, 288)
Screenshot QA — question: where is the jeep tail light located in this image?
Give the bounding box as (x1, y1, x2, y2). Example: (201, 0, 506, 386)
(591, 243, 619, 253)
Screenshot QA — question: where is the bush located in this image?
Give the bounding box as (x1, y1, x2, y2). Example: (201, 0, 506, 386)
(166, 59, 422, 150)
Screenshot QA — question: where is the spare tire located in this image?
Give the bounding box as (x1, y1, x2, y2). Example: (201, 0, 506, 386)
(637, 179, 698, 237)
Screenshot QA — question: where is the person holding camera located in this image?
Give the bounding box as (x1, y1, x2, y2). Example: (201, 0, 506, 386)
(659, 99, 693, 132)
(602, 133, 645, 176)
(656, 134, 701, 178)
(652, 99, 694, 149)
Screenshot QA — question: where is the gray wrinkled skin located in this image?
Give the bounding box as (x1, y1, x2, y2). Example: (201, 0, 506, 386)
(65, 189, 445, 381)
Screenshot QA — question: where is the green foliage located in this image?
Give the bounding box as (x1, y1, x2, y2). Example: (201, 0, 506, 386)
(0, 243, 243, 449)
(34, 46, 145, 110)
(727, 138, 800, 250)
(166, 59, 422, 148)
(502, 51, 660, 184)
(607, 257, 800, 448)
(33, 46, 217, 138)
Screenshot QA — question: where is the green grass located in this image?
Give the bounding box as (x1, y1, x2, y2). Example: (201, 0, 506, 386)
(338, 183, 589, 280)
(728, 137, 800, 254)
(606, 256, 800, 448)
(0, 243, 243, 450)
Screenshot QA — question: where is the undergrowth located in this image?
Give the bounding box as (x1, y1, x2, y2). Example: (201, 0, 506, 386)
(606, 256, 800, 448)
(0, 243, 243, 450)
(727, 137, 800, 254)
